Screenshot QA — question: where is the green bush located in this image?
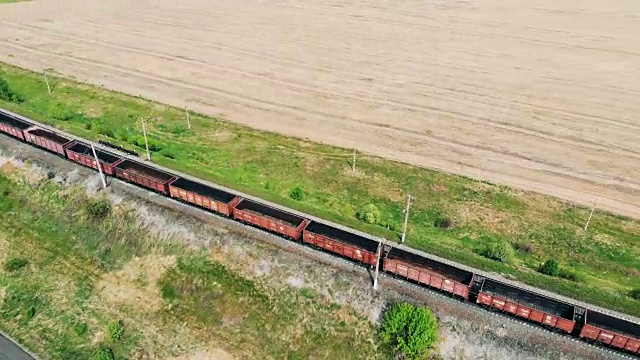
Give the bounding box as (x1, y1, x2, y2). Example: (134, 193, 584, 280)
(356, 204, 381, 225)
(538, 259, 560, 277)
(107, 320, 125, 342)
(74, 322, 88, 336)
(381, 302, 439, 359)
(289, 186, 304, 201)
(130, 135, 162, 152)
(92, 347, 115, 360)
(3, 258, 28, 272)
(86, 198, 111, 218)
(483, 240, 515, 263)
(630, 289, 640, 301)
(0, 75, 23, 103)
(48, 103, 76, 121)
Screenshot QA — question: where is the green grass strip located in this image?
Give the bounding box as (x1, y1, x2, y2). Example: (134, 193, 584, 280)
(0, 63, 638, 317)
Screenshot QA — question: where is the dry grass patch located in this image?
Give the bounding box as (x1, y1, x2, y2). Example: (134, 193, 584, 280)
(97, 254, 176, 312)
(172, 347, 235, 360)
(452, 203, 516, 234)
(0, 236, 9, 265)
(209, 130, 235, 143)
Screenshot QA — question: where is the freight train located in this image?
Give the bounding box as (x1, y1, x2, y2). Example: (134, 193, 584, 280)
(1, 109, 639, 358)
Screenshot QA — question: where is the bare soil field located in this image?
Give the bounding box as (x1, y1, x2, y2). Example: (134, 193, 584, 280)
(1, 0, 640, 218)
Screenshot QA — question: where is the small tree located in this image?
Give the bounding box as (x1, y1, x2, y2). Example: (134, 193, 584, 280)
(629, 289, 640, 301)
(538, 259, 560, 276)
(356, 204, 381, 225)
(483, 240, 515, 263)
(381, 302, 439, 359)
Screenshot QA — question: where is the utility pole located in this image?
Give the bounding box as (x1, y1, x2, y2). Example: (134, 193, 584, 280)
(352, 148, 357, 172)
(43, 73, 51, 94)
(91, 143, 107, 189)
(141, 118, 151, 161)
(185, 107, 191, 130)
(584, 197, 599, 231)
(373, 242, 382, 290)
(401, 194, 412, 243)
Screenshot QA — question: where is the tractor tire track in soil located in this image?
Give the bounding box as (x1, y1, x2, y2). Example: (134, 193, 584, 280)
(1, 0, 640, 219)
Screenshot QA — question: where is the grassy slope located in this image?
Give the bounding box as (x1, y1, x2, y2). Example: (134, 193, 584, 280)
(0, 168, 380, 359)
(0, 63, 638, 317)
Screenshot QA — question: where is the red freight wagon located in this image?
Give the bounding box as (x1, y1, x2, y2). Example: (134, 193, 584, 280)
(579, 310, 640, 354)
(303, 221, 379, 267)
(114, 159, 176, 194)
(232, 198, 309, 239)
(168, 177, 240, 217)
(384, 248, 473, 299)
(0, 112, 31, 141)
(23, 126, 72, 156)
(477, 278, 576, 334)
(65, 141, 124, 176)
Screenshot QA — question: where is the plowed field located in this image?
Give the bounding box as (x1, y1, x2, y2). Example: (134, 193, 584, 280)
(1, 0, 639, 217)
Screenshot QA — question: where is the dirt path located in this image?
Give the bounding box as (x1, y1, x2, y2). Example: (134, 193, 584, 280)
(1, 0, 640, 218)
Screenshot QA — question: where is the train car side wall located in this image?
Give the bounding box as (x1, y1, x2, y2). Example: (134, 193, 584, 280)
(0, 123, 26, 140)
(383, 258, 470, 299)
(580, 325, 640, 353)
(24, 131, 69, 155)
(302, 229, 377, 266)
(114, 167, 174, 195)
(477, 292, 575, 333)
(232, 207, 303, 239)
(168, 184, 239, 217)
(65, 148, 123, 176)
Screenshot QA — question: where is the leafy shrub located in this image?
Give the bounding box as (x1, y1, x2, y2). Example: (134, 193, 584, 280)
(74, 322, 88, 336)
(0, 75, 23, 103)
(289, 186, 304, 201)
(356, 204, 381, 225)
(48, 103, 76, 121)
(92, 347, 115, 360)
(381, 302, 439, 359)
(86, 198, 111, 218)
(538, 259, 560, 277)
(483, 240, 515, 263)
(107, 320, 125, 342)
(3, 258, 28, 272)
(434, 217, 453, 229)
(130, 135, 162, 152)
(629, 289, 640, 301)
